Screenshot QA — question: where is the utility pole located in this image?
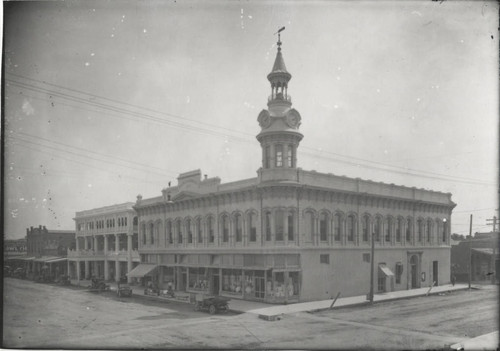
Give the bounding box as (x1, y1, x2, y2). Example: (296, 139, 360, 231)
(368, 230, 375, 303)
(468, 214, 473, 290)
(486, 216, 497, 232)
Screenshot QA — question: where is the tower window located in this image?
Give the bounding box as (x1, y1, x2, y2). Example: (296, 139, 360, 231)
(287, 145, 293, 167)
(276, 145, 283, 167)
(265, 146, 271, 169)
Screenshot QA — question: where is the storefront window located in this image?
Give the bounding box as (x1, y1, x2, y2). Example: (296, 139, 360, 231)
(244, 271, 255, 295)
(222, 269, 242, 295)
(289, 272, 300, 296)
(188, 267, 209, 292)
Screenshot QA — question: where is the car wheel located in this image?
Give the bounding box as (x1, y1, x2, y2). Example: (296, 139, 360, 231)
(209, 304, 216, 315)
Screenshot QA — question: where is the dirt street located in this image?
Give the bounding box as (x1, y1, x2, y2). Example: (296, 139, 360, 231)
(3, 278, 498, 349)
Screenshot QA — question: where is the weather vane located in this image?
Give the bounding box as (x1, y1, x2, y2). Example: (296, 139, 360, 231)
(274, 26, 285, 49)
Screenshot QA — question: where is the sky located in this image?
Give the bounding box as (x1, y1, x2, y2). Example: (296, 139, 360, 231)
(3, 0, 498, 239)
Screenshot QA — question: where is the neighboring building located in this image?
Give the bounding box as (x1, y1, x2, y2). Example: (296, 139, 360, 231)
(4, 237, 27, 257)
(25, 225, 76, 279)
(130, 36, 456, 303)
(68, 202, 140, 282)
(451, 231, 499, 283)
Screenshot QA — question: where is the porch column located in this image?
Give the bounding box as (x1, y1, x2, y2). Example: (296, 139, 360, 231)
(127, 234, 133, 283)
(115, 234, 121, 281)
(103, 235, 109, 280)
(84, 237, 89, 279)
(76, 261, 81, 281)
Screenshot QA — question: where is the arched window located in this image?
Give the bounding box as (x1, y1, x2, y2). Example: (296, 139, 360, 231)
(275, 210, 284, 241)
(186, 218, 192, 243)
(166, 221, 173, 245)
(133, 216, 138, 225)
(265, 211, 272, 241)
(149, 223, 154, 245)
(426, 219, 432, 243)
(374, 217, 382, 242)
(222, 215, 229, 242)
(176, 219, 182, 244)
(287, 211, 294, 241)
(347, 214, 355, 242)
(207, 216, 214, 243)
(287, 145, 293, 167)
(141, 223, 146, 245)
(264, 146, 271, 169)
(305, 211, 314, 242)
(197, 217, 203, 243)
(406, 218, 412, 242)
(334, 213, 342, 241)
(442, 220, 447, 243)
(275, 144, 283, 167)
(248, 212, 257, 242)
(362, 215, 370, 242)
(235, 213, 242, 242)
(320, 212, 328, 241)
(385, 217, 392, 242)
(417, 219, 424, 243)
(396, 218, 403, 242)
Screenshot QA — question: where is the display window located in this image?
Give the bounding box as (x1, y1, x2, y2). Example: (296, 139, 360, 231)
(222, 269, 243, 295)
(188, 267, 209, 292)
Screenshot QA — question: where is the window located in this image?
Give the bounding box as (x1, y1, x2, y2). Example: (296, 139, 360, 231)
(189, 267, 209, 292)
(222, 269, 243, 294)
(235, 214, 242, 242)
(305, 212, 314, 242)
(320, 212, 328, 241)
(186, 218, 193, 243)
(347, 215, 355, 241)
(334, 214, 342, 241)
(208, 217, 214, 243)
(442, 220, 447, 242)
(385, 217, 392, 242)
(374, 217, 381, 241)
(363, 253, 370, 262)
(197, 218, 203, 243)
(149, 223, 154, 245)
(406, 218, 412, 242)
(377, 275, 386, 292)
(396, 218, 402, 242)
(395, 263, 403, 284)
(362, 215, 369, 242)
(177, 220, 182, 244)
(426, 219, 432, 242)
(166, 221, 173, 244)
(141, 223, 146, 245)
(287, 145, 293, 167)
(320, 254, 330, 264)
(265, 146, 271, 169)
(248, 212, 257, 242)
(287, 212, 294, 241)
(265, 212, 272, 241)
(275, 210, 284, 241)
(275, 144, 283, 167)
(133, 217, 138, 225)
(418, 219, 423, 242)
(222, 215, 229, 242)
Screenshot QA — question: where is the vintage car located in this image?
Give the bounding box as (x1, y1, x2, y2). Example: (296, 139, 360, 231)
(88, 278, 110, 293)
(194, 295, 230, 314)
(117, 282, 133, 297)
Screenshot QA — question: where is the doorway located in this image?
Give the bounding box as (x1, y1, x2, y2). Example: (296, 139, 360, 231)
(410, 255, 419, 289)
(433, 261, 438, 286)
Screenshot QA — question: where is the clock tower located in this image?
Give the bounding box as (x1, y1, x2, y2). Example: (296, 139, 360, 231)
(256, 29, 303, 182)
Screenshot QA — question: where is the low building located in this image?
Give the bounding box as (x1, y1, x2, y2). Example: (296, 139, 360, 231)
(130, 36, 456, 303)
(451, 231, 499, 283)
(68, 202, 140, 282)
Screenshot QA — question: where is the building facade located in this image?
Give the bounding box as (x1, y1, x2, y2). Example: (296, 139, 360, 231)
(68, 203, 140, 282)
(131, 36, 456, 303)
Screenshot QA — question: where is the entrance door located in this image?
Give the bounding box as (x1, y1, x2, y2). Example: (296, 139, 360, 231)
(254, 276, 265, 298)
(433, 261, 439, 286)
(410, 255, 418, 288)
(212, 275, 220, 295)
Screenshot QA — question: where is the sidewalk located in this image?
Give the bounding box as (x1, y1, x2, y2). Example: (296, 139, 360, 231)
(244, 284, 472, 319)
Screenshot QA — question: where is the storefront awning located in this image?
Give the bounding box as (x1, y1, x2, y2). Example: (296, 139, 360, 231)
(127, 264, 157, 277)
(34, 256, 60, 263)
(12, 256, 36, 261)
(379, 264, 394, 277)
(45, 257, 68, 263)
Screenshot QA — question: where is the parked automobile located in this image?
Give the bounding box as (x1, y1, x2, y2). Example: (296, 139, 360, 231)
(88, 277, 110, 293)
(4, 266, 12, 277)
(12, 267, 26, 279)
(117, 282, 133, 297)
(194, 295, 230, 314)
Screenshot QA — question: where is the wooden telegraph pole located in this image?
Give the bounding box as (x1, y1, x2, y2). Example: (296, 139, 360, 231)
(368, 230, 375, 303)
(468, 214, 473, 290)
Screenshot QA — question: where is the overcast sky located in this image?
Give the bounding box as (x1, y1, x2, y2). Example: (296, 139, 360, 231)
(3, 0, 498, 240)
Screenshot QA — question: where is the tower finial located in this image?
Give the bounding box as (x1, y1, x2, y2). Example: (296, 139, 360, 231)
(275, 26, 285, 51)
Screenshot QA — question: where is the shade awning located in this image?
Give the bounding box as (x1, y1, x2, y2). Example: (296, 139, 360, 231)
(34, 256, 60, 262)
(378, 264, 394, 277)
(127, 264, 157, 277)
(45, 257, 68, 263)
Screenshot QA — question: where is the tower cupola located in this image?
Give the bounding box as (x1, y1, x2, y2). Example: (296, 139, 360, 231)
(256, 28, 303, 182)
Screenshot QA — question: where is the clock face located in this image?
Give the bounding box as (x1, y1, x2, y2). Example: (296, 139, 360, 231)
(285, 109, 301, 128)
(258, 110, 271, 128)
